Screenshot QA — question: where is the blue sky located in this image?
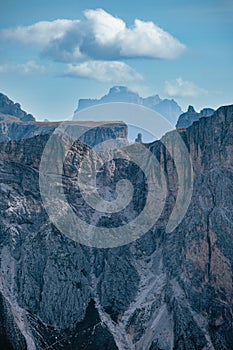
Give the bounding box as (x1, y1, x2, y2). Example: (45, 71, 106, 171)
(0, 0, 232, 121)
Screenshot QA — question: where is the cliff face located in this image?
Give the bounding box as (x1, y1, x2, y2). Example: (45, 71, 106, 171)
(0, 105, 232, 349)
(164, 105, 233, 349)
(0, 116, 127, 147)
(0, 92, 128, 147)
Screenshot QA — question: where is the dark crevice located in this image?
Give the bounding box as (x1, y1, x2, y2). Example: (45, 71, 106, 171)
(206, 215, 212, 280)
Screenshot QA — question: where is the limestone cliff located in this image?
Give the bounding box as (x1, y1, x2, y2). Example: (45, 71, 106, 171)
(0, 105, 232, 349)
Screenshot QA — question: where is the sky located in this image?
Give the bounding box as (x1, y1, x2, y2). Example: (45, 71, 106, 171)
(0, 0, 232, 121)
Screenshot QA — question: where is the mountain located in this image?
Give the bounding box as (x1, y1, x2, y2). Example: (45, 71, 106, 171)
(0, 93, 35, 122)
(0, 93, 127, 146)
(176, 105, 215, 128)
(74, 86, 183, 125)
(0, 103, 232, 349)
(0, 116, 127, 146)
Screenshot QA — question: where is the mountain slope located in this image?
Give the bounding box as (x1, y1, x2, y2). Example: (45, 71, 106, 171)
(0, 104, 232, 349)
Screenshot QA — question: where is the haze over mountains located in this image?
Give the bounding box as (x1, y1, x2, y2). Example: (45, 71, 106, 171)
(74, 86, 183, 126)
(73, 87, 216, 140)
(0, 91, 218, 146)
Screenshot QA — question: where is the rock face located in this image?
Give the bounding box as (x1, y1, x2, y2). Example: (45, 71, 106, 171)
(0, 104, 233, 349)
(0, 114, 127, 147)
(0, 93, 35, 122)
(176, 105, 215, 128)
(74, 86, 183, 125)
(0, 93, 128, 147)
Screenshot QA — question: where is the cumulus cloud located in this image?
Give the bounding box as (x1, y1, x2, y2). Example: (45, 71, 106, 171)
(0, 61, 46, 74)
(84, 8, 126, 46)
(65, 61, 143, 83)
(1, 19, 80, 46)
(1, 9, 185, 62)
(164, 78, 208, 97)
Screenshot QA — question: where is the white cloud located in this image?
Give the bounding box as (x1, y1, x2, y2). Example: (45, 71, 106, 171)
(118, 19, 185, 59)
(84, 8, 126, 46)
(65, 61, 143, 83)
(164, 78, 208, 97)
(2, 19, 80, 46)
(0, 61, 46, 74)
(1, 9, 185, 62)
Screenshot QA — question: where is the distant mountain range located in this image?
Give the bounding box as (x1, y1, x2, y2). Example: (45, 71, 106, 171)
(74, 86, 183, 126)
(0, 91, 216, 144)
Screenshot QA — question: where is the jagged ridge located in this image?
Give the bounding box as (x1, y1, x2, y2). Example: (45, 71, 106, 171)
(176, 105, 215, 128)
(74, 86, 183, 125)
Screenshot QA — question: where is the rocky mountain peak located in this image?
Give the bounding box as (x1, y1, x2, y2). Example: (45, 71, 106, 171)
(74, 86, 183, 125)
(0, 92, 35, 122)
(176, 105, 215, 128)
(187, 105, 196, 113)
